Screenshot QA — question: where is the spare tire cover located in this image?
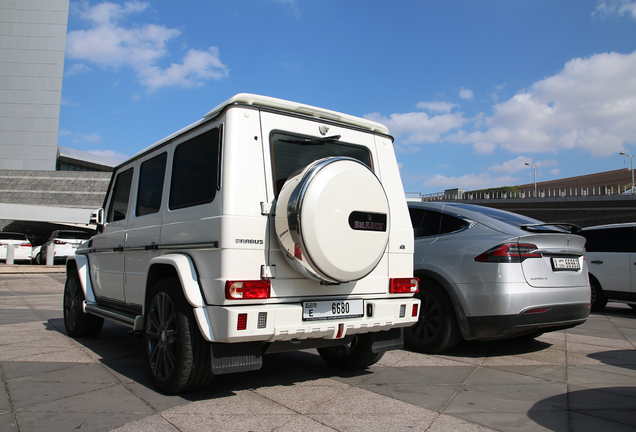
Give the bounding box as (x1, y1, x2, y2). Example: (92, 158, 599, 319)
(275, 156, 390, 283)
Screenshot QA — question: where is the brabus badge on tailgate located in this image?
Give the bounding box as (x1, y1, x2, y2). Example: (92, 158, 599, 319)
(348, 211, 387, 232)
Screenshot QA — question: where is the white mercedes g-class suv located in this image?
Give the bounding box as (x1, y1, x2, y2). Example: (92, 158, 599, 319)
(64, 94, 419, 394)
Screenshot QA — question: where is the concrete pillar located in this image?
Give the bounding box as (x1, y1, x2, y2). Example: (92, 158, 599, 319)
(46, 244, 55, 266)
(6, 244, 15, 265)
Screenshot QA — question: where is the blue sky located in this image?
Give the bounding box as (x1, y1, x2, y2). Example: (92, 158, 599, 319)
(59, 0, 636, 194)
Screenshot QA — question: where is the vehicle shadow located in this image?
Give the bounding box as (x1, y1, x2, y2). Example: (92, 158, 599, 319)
(405, 336, 553, 359)
(527, 386, 636, 430)
(45, 318, 376, 402)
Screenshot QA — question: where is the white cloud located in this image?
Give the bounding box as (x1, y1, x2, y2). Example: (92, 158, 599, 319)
(416, 101, 458, 113)
(550, 168, 561, 175)
(489, 156, 533, 174)
(66, 1, 228, 91)
(423, 173, 519, 191)
(593, 0, 636, 19)
(459, 88, 474, 100)
(74, 133, 102, 143)
(448, 50, 636, 157)
(88, 149, 128, 160)
(66, 63, 92, 76)
(364, 110, 465, 145)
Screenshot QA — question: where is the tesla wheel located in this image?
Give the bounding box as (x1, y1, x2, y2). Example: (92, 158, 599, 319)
(589, 276, 607, 312)
(317, 334, 384, 369)
(405, 281, 461, 353)
(143, 278, 213, 394)
(63, 273, 103, 337)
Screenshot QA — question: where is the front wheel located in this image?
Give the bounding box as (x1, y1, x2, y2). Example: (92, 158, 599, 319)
(317, 334, 384, 369)
(404, 281, 461, 353)
(63, 272, 103, 337)
(143, 278, 213, 394)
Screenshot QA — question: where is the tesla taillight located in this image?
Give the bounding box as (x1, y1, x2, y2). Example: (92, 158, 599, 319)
(474, 243, 541, 263)
(54, 240, 66, 245)
(225, 280, 271, 299)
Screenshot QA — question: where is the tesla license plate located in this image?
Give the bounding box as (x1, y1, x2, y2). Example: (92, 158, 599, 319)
(551, 257, 580, 271)
(302, 300, 364, 321)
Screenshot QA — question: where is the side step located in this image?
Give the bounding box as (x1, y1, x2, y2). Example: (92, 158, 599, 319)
(84, 302, 144, 331)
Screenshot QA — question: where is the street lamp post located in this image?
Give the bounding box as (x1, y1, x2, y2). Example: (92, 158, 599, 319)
(620, 152, 634, 194)
(525, 162, 537, 197)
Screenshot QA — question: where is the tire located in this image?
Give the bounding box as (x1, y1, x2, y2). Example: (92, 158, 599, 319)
(317, 334, 384, 369)
(589, 276, 607, 312)
(404, 281, 461, 353)
(143, 278, 213, 394)
(63, 273, 104, 337)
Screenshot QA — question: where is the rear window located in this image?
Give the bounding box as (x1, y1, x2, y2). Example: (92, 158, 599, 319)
(0, 233, 27, 241)
(449, 203, 541, 227)
(58, 231, 91, 240)
(270, 131, 371, 197)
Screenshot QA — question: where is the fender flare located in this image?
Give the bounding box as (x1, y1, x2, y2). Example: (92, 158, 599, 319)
(67, 255, 97, 304)
(147, 254, 215, 342)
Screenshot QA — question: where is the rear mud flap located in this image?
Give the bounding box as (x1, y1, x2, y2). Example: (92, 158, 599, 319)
(370, 328, 404, 353)
(210, 341, 263, 375)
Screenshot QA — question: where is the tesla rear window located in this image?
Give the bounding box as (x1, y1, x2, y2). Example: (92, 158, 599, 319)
(449, 204, 541, 226)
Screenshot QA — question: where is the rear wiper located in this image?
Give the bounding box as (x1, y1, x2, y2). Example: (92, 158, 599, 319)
(520, 223, 582, 234)
(278, 135, 341, 145)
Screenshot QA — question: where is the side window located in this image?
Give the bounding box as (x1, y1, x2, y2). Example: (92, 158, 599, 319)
(408, 208, 425, 238)
(136, 152, 167, 217)
(107, 168, 134, 223)
(169, 127, 221, 210)
(440, 214, 469, 235)
(601, 227, 635, 253)
(418, 210, 442, 238)
(582, 230, 601, 252)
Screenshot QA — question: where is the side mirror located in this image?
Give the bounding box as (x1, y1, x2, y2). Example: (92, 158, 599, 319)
(90, 208, 104, 226)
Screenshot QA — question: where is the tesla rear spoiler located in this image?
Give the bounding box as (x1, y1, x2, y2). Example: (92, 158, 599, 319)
(519, 223, 582, 234)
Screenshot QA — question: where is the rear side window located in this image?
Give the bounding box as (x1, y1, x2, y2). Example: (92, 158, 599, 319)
(584, 227, 636, 253)
(136, 152, 167, 217)
(409, 208, 442, 238)
(270, 132, 371, 196)
(440, 214, 469, 235)
(107, 168, 134, 223)
(169, 127, 221, 210)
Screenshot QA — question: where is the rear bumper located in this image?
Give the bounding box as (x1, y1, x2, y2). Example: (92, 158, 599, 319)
(195, 297, 420, 343)
(464, 303, 590, 340)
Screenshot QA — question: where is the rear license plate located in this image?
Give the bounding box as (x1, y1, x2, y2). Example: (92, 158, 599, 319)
(302, 299, 364, 321)
(551, 257, 580, 271)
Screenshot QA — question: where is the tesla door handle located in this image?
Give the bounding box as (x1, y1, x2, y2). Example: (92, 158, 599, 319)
(590, 260, 603, 264)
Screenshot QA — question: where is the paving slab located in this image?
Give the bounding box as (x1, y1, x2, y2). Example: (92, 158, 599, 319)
(1, 273, 636, 432)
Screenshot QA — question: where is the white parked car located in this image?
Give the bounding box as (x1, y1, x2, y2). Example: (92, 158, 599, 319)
(64, 94, 420, 394)
(38, 230, 91, 264)
(581, 223, 636, 311)
(406, 202, 590, 353)
(0, 232, 32, 263)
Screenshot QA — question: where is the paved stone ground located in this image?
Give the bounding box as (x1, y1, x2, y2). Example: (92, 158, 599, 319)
(1, 273, 635, 431)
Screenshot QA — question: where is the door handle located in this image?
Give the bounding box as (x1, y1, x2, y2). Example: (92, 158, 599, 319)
(113, 245, 124, 253)
(590, 260, 603, 264)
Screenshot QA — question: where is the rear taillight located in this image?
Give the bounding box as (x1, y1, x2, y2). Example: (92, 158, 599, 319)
(474, 243, 541, 263)
(54, 240, 67, 245)
(225, 280, 271, 299)
(390, 278, 419, 294)
(20, 243, 31, 247)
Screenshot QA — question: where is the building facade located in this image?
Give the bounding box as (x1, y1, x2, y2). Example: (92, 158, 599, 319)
(0, 0, 69, 170)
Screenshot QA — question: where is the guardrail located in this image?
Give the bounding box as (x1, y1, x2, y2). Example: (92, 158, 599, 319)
(406, 184, 635, 202)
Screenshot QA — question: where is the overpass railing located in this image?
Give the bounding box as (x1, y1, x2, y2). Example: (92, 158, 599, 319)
(406, 184, 635, 202)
